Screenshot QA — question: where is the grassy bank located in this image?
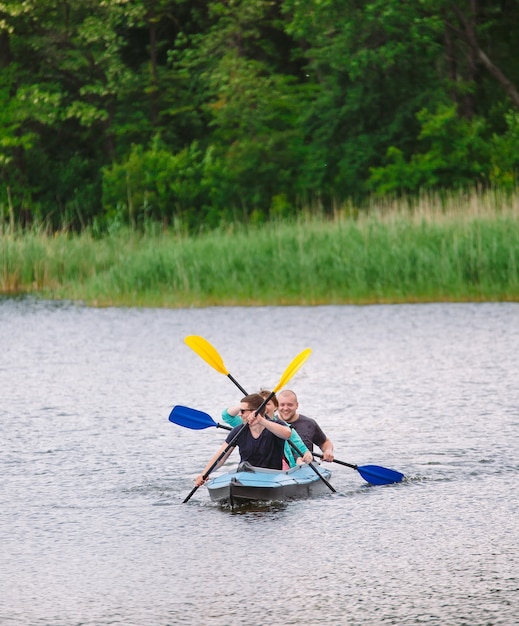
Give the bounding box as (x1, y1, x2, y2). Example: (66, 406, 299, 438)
(1, 189, 519, 307)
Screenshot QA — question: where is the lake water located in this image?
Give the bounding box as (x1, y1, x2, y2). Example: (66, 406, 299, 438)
(1, 297, 518, 625)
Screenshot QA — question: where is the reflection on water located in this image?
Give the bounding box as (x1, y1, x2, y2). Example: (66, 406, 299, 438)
(1, 297, 518, 625)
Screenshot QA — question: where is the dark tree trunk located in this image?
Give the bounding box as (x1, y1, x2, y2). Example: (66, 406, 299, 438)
(148, 0, 159, 127)
(0, 30, 12, 68)
(450, 1, 519, 110)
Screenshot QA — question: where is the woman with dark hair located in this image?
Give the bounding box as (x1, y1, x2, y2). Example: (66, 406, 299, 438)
(194, 394, 291, 487)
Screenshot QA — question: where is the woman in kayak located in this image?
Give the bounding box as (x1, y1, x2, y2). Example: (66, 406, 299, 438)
(194, 393, 291, 487)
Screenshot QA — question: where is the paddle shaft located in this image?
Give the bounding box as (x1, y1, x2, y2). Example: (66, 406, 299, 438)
(312, 451, 357, 469)
(228, 375, 247, 395)
(286, 439, 336, 492)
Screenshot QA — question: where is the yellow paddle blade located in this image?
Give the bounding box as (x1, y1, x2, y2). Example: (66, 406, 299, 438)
(272, 348, 312, 392)
(184, 335, 229, 376)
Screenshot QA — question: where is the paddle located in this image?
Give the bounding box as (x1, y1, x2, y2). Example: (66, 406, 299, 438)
(169, 405, 336, 493)
(184, 335, 248, 395)
(181, 347, 312, 503)
(169, 405, 232, 431)
(183, 335, 335, 493)
(312, 452, 404, 485)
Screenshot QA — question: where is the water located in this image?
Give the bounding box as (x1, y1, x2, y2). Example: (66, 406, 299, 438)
(1, 298, 518, 625)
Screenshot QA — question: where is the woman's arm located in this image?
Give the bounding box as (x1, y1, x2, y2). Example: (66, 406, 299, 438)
(289, 428, 313, 463)
(250, 414, 290, 439)
(195, 442, 235, 486)
(222, 406, 242, 427)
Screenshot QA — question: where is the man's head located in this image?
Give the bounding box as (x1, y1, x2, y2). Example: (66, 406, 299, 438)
(277, 389, 299, 423)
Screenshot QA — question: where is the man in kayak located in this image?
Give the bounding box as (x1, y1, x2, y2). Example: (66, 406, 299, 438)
(277, 389, 335, 462)
(194, 393, 291, 486)
(221, 389, 313, 468)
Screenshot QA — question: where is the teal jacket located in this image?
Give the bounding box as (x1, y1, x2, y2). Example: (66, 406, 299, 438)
(221, 409, 310, 467)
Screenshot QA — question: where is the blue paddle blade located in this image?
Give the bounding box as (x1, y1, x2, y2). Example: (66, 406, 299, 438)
(168, 405, 218, 430)
(357, 464, 404, 485)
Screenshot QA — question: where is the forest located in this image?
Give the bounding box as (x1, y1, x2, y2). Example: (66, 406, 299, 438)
(1, 0, 519, 233)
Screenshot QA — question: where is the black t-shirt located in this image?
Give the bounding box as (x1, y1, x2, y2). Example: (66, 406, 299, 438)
(290, 414, 327, 452)
(226, 423, 286, 469)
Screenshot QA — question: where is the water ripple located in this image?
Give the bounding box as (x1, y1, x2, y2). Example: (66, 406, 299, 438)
(1, 300, 518, 625)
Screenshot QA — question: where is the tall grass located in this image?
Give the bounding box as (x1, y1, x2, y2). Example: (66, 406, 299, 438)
(1, 189, 519, 306)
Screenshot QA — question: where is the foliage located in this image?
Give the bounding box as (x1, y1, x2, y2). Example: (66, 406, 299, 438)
(1, 0, 519, 231)
(101, 136, 205, 229)
(489, 112, 519, 188)
(3, 192, 519, 304)
(368, 105, 492, 194)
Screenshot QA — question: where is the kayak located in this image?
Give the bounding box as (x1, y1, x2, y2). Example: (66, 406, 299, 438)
(206, 462, 333, 506)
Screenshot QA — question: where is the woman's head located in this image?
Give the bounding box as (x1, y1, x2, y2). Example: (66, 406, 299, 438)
(240, 393, 266, 416)
(259, 389, 278, 417)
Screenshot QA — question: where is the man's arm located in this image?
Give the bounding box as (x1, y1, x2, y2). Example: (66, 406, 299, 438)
(319, 438, 334, 462)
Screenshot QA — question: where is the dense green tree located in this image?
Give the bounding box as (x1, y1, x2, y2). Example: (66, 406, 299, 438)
(173, 0, 310, 219)
(1, 0, 519, 230)
(0, 0, 134, 226)
(281, 0, 449, 199)
(111, 0, 210, 154)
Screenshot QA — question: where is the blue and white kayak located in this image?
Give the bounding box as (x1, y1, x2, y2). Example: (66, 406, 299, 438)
(206, 462, 333, 506)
